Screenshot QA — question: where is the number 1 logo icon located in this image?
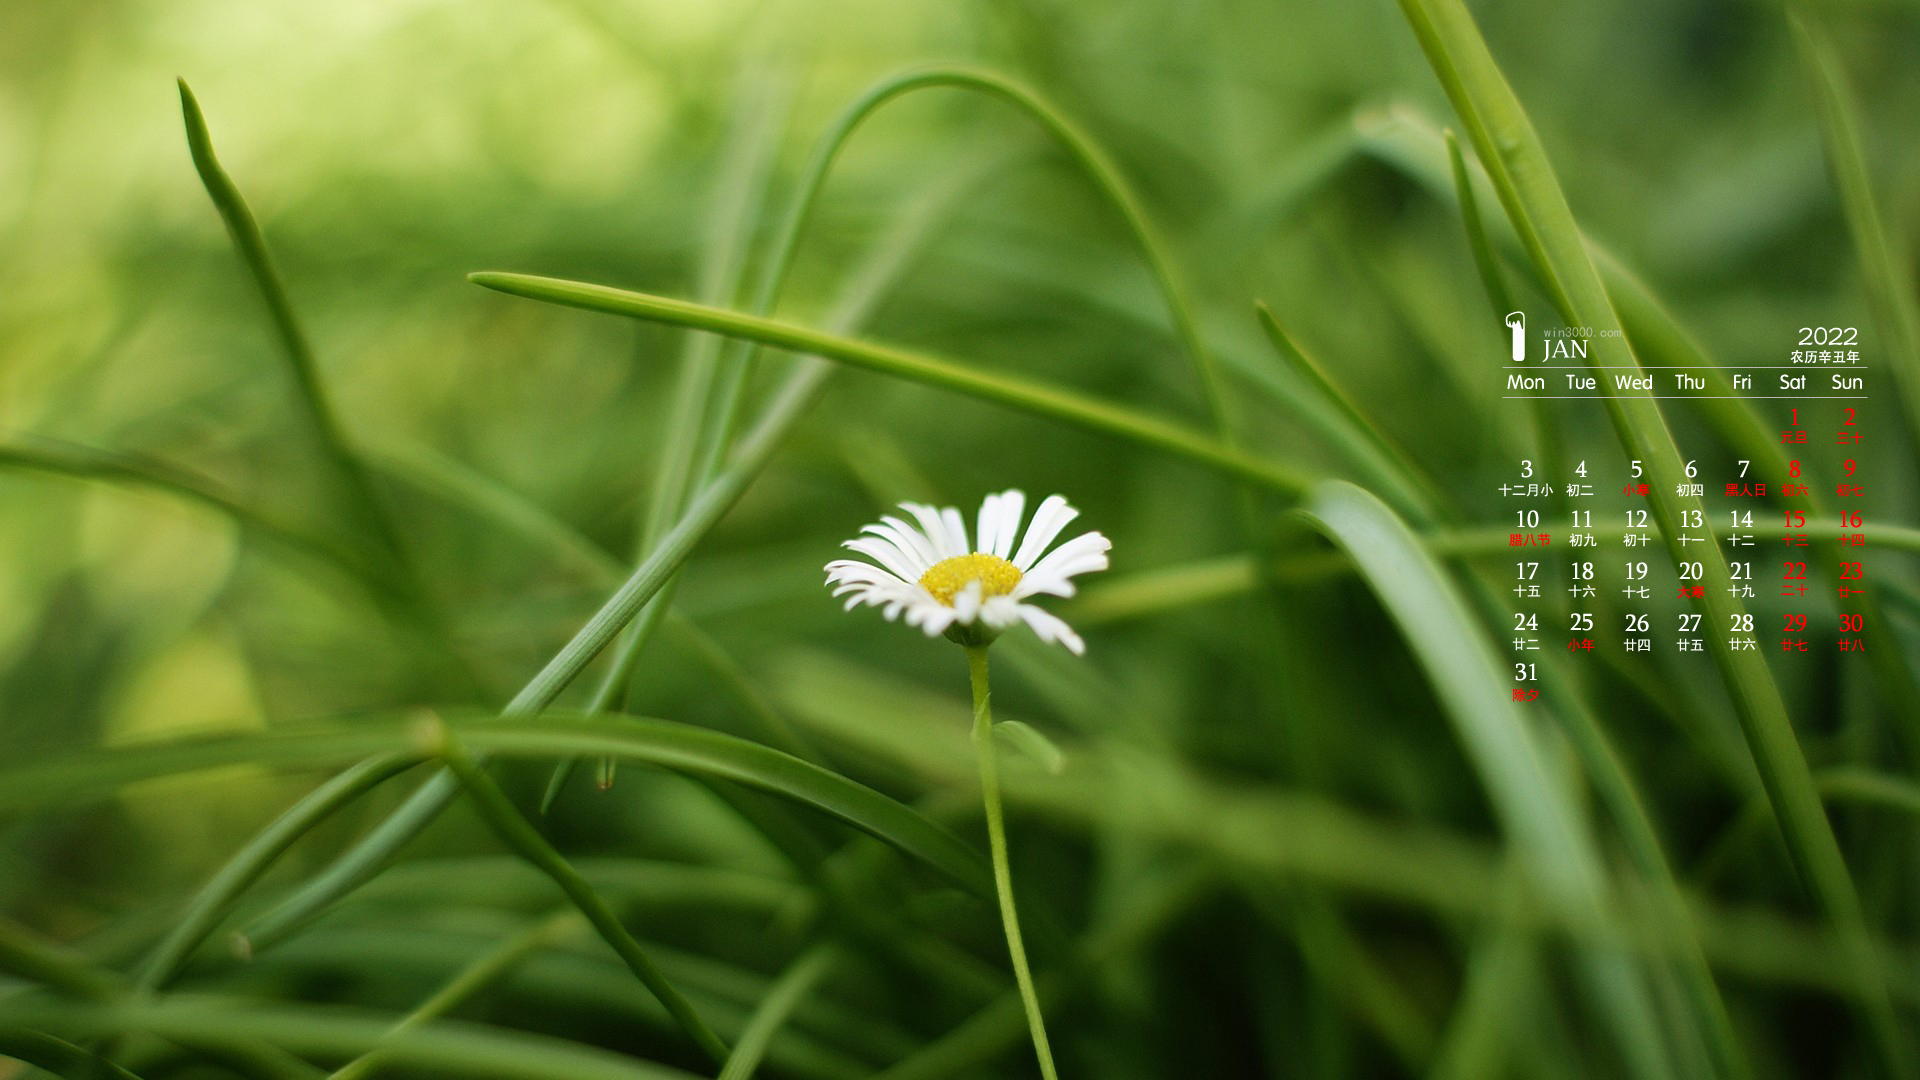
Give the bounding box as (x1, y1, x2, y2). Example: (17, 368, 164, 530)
(1506, 312, 1526, 362)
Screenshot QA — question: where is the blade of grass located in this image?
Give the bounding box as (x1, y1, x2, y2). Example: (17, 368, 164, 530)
(549, 71, 795, 803)
(176, 81, 404, 582)
(1437, 129, 1753, 1070)
(5, 710, 1907, 1006)
(1791, 10, 1920, 458)
(364, 438, 822, 764)
(0, 996, 703, 1080)
(1296, 480, 1674, 1080)
(0, 920, 119, 1001)
(178, 83, 403, 580)
(245, 925, 889, 1079)
(467, 272, 1312, 495)
(0, 439, 374, 590)
(238, 357, 831, 949)
(325, 911, 579, 1080)
(431, 722, 728, 1064)
(715, 946, 838, 1080)
(0, 716, 990, 900)
(1253, 301, 1446, 521)
(786, 68, 1232, 438)
(1456, 577, 1751, 1080)
(178, 79, 479, 704)
(134, 756, 418, 992)
(1444, 130, 1515, 319)
(1385, 2, 1910, 1071)
(1361, 103, 1920, 761)
(1444, 129, 1566, 527)
(0, 1028, 147, 1080)
(0, 921, 323, 1080)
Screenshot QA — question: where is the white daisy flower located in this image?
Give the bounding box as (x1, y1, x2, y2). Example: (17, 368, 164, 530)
(824, 490, 1110, 654)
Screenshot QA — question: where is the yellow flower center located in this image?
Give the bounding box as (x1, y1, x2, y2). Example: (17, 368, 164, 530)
(918, 553, 1022, 607)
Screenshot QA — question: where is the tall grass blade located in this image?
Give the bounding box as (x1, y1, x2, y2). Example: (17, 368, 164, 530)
(238, 360, 831, 948)
(0, 715, 990, 898)
(1790, 11, 1920, 457)
(1384, 1, 1912, 1070)
(176, 81, 407, 581)
(434, 725, 728, 1063)
(467, 272, 1312, 494)
(1297, 480, 1674, 1080)
(715, 946, 838, 1080)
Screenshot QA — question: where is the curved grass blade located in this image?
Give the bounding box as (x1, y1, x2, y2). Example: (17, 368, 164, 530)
(0, 921, 325, 1080)
(365, 440, 822, 766)
(551, 72, 796, 803)
(792, 68, 1233, 440)
(239, 360, 831, 949)
(1790, 11, 1920, 456)
(0, 715, 990, 899)
(0, 439, 373, 588)
(0, 996, 703, 1080)
(1360, 104, 1920, 760)
(1385, 1, 1911, 1071)
(1445, 129, 1566, 524)
(1444, 129, 1515, 319)
(1253, 301, 1445, 522)
(568, 89, 1023, 805)
(324, 912, 577, 1080)
(134, 756, 417, 992)
(432, 725, 727, 1064)
(0, 1028, 146, 1080)
(715, 946, 838, 1080)
(0, 919, 120, 1000)
(1296, 480, 1673, 1080)
(467, 272, 1311, 495)
(176, 81, 404, 578)
(179, 79, 480, 705)
(1462, 591, 1750, 1080)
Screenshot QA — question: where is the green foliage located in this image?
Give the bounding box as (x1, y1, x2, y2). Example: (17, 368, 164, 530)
(3, 2, 1918, 1078)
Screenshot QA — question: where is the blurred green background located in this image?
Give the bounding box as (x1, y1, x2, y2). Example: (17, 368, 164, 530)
(3, 0, 1919, 1077)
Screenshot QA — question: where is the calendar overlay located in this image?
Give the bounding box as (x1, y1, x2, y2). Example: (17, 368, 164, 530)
(1497, 317, 1868, 702)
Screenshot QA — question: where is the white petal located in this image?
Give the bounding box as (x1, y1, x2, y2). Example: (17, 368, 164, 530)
(864, 519, 936, 575)
(988, 490, 1025, 559)
(901, 503, 958, 560)
(975, 492, 1003, 555)
(952, 580, 983, 624)
(980, 595, 1022, 629)
(843, 536, 922, 584)
(905, 596, 957, 635)
(1015, 603, 1085, 655)
(825, 559, 911, 589)
(1015, 531, 1110, 597)
(940, 506, 970, 556)
(1012, 571, 1076, 599)
(1011, 495, 1079, 570)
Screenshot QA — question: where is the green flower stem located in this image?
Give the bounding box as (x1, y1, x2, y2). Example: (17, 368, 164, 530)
(964, 646, 1059, 1080)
